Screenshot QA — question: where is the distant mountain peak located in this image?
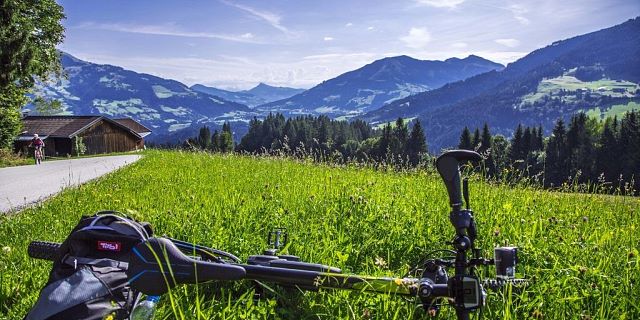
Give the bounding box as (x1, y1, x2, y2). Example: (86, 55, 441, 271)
(257, 54, 504, 116)
(253, 82, 271, 89)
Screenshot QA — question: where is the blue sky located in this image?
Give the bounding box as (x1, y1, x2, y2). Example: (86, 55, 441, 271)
(58, 0, 639, 90)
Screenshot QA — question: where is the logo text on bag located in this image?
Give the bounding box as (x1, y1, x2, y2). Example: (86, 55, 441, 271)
(97, 241, 122, 252)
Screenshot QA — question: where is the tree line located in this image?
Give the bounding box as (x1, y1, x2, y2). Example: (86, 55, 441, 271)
(458, 111, 640, 194)
(184, 122, 234, 152)
(188, 113, 428, 166)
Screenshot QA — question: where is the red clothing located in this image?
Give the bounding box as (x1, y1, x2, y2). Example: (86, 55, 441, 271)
(32, 138, 44, 147)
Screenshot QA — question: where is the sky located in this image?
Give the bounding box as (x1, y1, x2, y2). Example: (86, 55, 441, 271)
(57, 0, 640, 90)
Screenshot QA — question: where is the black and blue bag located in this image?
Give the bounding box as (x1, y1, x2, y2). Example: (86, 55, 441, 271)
(25, 211, 152, 320)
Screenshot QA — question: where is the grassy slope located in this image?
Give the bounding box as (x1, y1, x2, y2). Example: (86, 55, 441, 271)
(522, 76, 639, 104)
(587, 101, 640, 120)
(1, 150, 638, 319)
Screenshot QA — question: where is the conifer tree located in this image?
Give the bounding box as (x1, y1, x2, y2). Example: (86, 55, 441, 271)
(407, 119, 427, 166)
(479, 123, 492, 154)
(479, 123, 495, 175)
(198, 126, 211, 149)
(472, 128, 481, 150)
(596, 117, 620, 184)
(211, 130, 220, 152)
(618, 111, 640, 192)
(392, 117, 408, 156)
(509, 124, 524, 164)
(459, 127, 473, 150)
(544, 119, 567, 187)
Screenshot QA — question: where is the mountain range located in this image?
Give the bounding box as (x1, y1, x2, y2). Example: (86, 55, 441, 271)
(190, 83, 305, 107)
(256, 55, 503, 117)
(363, 17, 640, 149)
(28, 17, 640, 150)
(31, 53, 255, 138)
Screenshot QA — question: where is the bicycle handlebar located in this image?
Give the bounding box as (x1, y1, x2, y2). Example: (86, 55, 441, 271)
(435, 150, 482, 210)
(126, 237, 246, 295)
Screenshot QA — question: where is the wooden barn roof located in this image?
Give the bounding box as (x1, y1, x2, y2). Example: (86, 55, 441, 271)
(19, 116, 147, 139)
(113, 118, 152, 137)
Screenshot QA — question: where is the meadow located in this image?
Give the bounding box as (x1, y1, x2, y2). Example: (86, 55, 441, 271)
(0, 150, 638, 319)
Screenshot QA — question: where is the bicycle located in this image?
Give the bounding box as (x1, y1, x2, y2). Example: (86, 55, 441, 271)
(28, 150, 527, 319)
(33, 146, 44, 165)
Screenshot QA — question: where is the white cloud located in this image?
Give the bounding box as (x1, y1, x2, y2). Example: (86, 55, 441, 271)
(400, 27, 432, 49)
(515, 16, 530, 25)
(220, 0, 296, 37)
(509, 4, 530, 25)
(323, 36, 334, 41)
(367, 26, 375, 31)
(414, 0, 465, 8)
(78, 22, 262, 44)
(345, 22, 353, 27)
(494, 38, 520, 48)
(451, 42, 468, 48)
(75, 51, 387, 90)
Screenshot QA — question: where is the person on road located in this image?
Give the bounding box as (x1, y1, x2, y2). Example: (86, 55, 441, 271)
(30, 134, 45, 165)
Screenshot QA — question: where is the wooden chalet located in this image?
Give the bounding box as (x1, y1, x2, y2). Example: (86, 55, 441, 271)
(14, 116, 151, 157)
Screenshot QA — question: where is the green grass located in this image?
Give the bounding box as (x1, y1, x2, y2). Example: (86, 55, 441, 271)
(1, 150, 638, 319)
(587, 101, 640, 120)
(373, 117, 417, 130)
(522, 75, 639, 104)
(0, 149, 31, 168)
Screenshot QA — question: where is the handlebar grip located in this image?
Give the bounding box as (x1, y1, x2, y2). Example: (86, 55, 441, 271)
(28, 241, 62, 261)
(435, 150, 482, 209)
(127, 237, 246, 295)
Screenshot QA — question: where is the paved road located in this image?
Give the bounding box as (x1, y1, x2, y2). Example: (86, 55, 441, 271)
(0, 155, 141, 213)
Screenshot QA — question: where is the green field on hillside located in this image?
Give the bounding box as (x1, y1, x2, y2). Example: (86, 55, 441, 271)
(1, 151, 638, 319)
(586, 101, 640, 120)
(522, 75, 639, 104)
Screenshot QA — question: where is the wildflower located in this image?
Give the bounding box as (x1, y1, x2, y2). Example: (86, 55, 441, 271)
(2, 246, 10, 254)
(494, 229, 500, 236)
(531, 309, 544, 319)
(582, 216, 588, 222)
(374, 256, 387, 268)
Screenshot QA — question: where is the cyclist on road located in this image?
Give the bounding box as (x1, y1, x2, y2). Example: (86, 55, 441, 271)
(30, 134, 45, 164)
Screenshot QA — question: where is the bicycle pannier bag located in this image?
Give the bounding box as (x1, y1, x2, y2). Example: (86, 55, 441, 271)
(25, 211, 152, 320)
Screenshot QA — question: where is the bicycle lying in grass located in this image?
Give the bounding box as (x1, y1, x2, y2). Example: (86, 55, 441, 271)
(27, 150, 527, 319)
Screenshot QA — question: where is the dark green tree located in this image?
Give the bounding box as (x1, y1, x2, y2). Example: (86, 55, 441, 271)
(211, 130, 220, 152)
(479, 123, 496, 175)
(544, 119, 567, 187)
(472, 128, 481, 150)
(392, 117, 408, 156)
(0, 0, 65, 148)
(479, 123, 492, 154)
(197, 126, 211, 149)
(509, 124, 524, 165)
(33, 96, 63, 115)
(458, 126, 473, 150)
(618, 111, 640, 192)
(407, 119, 427, 166)
(566, 113, 595, 182)
(596, 117, 620, 185)
(377, 123, 393, 160)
